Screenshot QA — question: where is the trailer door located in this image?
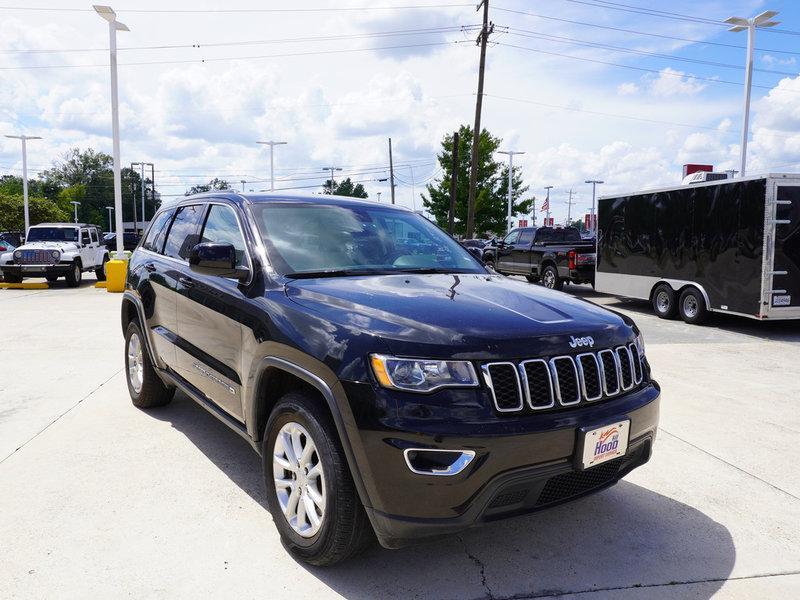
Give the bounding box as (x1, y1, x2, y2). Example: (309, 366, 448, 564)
(768, 183, 800, 310)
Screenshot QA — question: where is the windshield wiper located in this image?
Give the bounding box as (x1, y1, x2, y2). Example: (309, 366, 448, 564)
(284, 268, 395, 279)
(391, 267, 474, 275)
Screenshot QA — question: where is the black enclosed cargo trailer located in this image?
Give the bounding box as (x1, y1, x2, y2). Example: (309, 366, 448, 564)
(595, 174, 800, 323)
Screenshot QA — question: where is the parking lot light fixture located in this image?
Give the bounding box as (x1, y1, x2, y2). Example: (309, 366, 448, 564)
(725, 10, 780, 177)
(105, 206, 114, 232)
(70, 201, 81, 223)
(4, 134, 41, 236)
(94, 5, 129, 260)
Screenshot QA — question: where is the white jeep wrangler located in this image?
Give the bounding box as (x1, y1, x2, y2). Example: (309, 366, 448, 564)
(1, 223, 109, 287)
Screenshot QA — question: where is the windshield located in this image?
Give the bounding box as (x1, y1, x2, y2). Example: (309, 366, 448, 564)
(26, 227, 78, 243)
(252, 203, 485, 277)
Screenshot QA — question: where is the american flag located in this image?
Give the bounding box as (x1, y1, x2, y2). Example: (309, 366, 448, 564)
(540, 197, 549, 212)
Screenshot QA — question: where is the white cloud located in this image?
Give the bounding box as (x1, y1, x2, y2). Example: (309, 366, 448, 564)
(617, 82, 639, 96)
(645, 68, 709, 97)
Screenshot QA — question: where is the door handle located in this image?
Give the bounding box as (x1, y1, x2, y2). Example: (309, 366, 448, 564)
(144, 263, 156, 272)
(179, 276, 195, 288)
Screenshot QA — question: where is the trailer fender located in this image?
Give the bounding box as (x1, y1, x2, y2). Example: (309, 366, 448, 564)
(655, 280, 711, 309)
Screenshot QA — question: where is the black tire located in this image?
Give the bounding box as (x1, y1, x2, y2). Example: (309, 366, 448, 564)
(4, 272, 22, 284)
(525, 274, 539, 283)
(263, 392, 373, 566)
(95, 255, 109, 281)
(484, 257, 496, 271)
(678, 287, 709, 325)
(65, 261, 82, 288)
(652, 283, 677, 319)
(541, 265, 563, 290)
(124, 320, 174, 408)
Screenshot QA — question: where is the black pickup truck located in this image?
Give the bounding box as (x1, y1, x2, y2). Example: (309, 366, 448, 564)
(483, 226, 596, 290)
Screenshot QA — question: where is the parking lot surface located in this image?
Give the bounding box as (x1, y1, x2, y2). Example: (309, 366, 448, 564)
(1, 279, 799, 599)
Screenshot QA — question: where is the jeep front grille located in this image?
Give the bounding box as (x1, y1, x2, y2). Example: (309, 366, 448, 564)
(482, 344, 644, 414)
(16, 249, 58, 265)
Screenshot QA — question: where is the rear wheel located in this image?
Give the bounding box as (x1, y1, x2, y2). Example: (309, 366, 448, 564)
(264, 392, 372, 566)
(95, 255, 109, 281)
(678, 287, 708, 325)
(125, 320, 174, 408)
(652, 283, 677, 319)
(541, 265, 563, 290)
(65, 261, 82, 287)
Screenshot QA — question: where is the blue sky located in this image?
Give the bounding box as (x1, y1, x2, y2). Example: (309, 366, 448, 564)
(1, 0, 799, 224)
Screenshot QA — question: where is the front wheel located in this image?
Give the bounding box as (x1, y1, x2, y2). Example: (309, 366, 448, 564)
(95, 255, 109, 281)
(541, 265, 563, 290)
(125, 320, 174, 408)
(264, 392, 372, 566)
(65, 261, 82, 287)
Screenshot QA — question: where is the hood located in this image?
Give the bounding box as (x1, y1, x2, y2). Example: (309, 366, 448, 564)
(285, 274, 635, 359)
(17, 241, 78, 252)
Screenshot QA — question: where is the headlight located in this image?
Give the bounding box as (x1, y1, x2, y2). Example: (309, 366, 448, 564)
(370, 354, 479, 392)
(635, 331, 645, 356)
(50, 250, 60, 260)
(13, 250, 22, 260)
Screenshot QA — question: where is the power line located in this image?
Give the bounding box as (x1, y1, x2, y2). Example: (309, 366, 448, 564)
(506, 28, 798, 76)
(493, 6, 800, 57)
(0, 3, 472, 14)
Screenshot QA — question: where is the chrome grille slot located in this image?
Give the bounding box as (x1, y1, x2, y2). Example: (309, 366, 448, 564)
(482, 362, 523, 412)
(576, 353, 603, 401)
(18, 249, 58, 265)
(629, 343, 643, 383)
(598, 349, 620, 396)
(550, 356, 580, 406)
(520, 359, 554, 409)
(616, 346, 634, 390)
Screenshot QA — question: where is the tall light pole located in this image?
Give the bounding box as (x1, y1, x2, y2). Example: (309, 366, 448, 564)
(585, 179, 603, 234)
(70, 201, 81, 223)
(105, 206, 114, 232)
(240, 179, 246, 192)
(725, 10, 780, 177)
(130, 161, 154, 226)
(4, 134, 41, 235)
(544, 185, 553, 226)
(95, 5, 129, 260)
(257, 141, 287, 191)
(322, 166, 342, 194)
(498, 150, 524, 233)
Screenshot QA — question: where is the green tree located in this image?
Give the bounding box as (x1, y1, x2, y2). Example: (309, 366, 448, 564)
(568, 219, 586, 231)
(422, 125, 532, 237)
(0, 194, 70, 231)
(323, 177, 368, 198)
(186, 178, 230, 195)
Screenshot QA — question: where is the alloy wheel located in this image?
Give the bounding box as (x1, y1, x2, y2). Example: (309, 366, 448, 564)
(273, 421, 326, 538)
(543, 270, 556, 289)
(683, 295, 698, 319)
(127, 332, 144, 394)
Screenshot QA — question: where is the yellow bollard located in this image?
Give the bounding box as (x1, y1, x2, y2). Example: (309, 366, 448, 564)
(105, 259, 128, 293)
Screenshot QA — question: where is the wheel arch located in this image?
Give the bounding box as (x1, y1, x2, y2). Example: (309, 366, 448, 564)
(649, 279, 711, 309)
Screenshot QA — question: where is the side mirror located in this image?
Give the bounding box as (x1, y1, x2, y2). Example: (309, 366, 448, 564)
(189, 242, 249, 281)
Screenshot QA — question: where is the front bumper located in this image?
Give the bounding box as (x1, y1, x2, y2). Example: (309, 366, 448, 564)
(343, 381, 660, 549)
(2, 263, 74, 278)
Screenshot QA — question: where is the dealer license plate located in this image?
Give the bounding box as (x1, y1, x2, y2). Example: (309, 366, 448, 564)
(580, 421, 630, 469)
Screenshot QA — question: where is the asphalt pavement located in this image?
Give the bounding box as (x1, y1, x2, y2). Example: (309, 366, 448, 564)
(1, 278, 799, 599)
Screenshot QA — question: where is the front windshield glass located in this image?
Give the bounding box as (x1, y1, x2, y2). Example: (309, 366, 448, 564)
(26, 227, 78, 243)
(252, 203, 485, 277)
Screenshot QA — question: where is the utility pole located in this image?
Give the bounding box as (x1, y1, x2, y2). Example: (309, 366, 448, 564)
(70, 201, 81, 224)
(322, 166, 342, 194)
(726, 169, 739, 179)
(448, 131, 459, 234)
(466, 0, 493, 239)
(543, 185, 553, 226)
(585, 179, 603, 234)
(257, 141, 287, 191)
(566, 188, 576, 226)
(531, 197, 536, 226)
(105, 206, 114, 232)
(4, 134, 41, 236)
(377, 192, 382, 202)
(129, 163, 138, 234)
(498, 150, 524, 233)
(388, 137, 396, 204)
(240, 179, 246, 192)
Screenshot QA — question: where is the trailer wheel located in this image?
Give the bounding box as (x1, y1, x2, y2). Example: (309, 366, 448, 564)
(652, 283, 677, 319)
(678, 287, 708, 325)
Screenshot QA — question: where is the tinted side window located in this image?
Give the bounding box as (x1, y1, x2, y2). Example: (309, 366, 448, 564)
(518, 229, 535, 245)
(535, 228, 553, 243)
(200, 205, 247, 268)
(163, 205, 205, 260)
(89, 229, 97, 243)
(81, 229, 90, 245)
(143, 209, 174, 253)
(563, 228, 581, 242)
(503, 230, 520, 245)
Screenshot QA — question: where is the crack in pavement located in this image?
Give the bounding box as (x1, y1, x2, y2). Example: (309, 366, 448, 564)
(0, 368, 123, 464)
(489, 569, 800, 599)
(660, 428, 800, 503)
(460, 535, 495, 599)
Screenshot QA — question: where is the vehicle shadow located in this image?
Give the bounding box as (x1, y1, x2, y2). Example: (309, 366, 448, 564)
(155, 392, 736, 600)
(564, 284, 800, 344)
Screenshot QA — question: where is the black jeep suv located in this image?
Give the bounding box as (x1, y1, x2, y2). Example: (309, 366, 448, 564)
(121, 193, 659, 566)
